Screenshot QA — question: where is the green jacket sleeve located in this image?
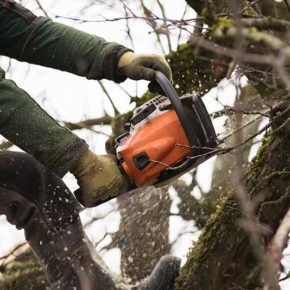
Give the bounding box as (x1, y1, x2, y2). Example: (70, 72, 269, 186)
(0, 0, 131, 82)
(0, 75, 89, 177)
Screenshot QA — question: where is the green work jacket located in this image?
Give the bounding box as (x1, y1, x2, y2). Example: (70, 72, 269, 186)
(0, 0, 130, 176)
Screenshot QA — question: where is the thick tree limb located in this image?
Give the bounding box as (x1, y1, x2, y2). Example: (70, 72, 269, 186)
(175, 124, 290, 290)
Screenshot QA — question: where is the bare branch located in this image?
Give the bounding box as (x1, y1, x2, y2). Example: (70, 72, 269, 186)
(284, 0, 290, 13)
(156, 0, 173, 53)
(97, 81, 120, 115)
(34, 0, 49, 17)
(61, 115, 112, 130)
(263, 207, 290, 289)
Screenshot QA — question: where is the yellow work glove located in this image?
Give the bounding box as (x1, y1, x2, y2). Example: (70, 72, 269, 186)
(71, 149, 128, 207)
(117, 51, 172, 93)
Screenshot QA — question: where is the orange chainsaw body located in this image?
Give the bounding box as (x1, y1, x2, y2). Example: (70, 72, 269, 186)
(117, 110, 190, 187)
(115, 72, 218, 192)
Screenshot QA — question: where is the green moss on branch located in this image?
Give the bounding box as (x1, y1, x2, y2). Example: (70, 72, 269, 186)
(175, 127, 290, 290)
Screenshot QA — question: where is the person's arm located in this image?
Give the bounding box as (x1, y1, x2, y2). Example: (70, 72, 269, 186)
(0, 0, 172, 86)
(0, 0, 172, 207)
(0, 0, 131, 82)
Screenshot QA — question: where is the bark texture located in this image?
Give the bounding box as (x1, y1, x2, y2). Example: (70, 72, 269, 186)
(175, 127, 290, 290)
(173, 0, 290, 289)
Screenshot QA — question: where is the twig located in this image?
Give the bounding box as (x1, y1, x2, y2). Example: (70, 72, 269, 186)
(98, 81, 120, 115)
(54, 14, 199, 25)
(231, 77, 268, 289)
(210, 106, 270, 119)
(284, 0, 290, 14)
(263, 207, 290, 289)
(189, 34, 276, 67)
(140, 0, 166, 54)
(123, 3, 135, 50)
(62, 115, 112, 130)
(177, 5, 189, 48)
(35, 0, 48, 17)
(186, 100, 289, 160)
(156, 0, 173, 53)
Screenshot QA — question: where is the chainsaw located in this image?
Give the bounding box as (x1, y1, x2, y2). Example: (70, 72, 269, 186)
(114, 71, 218, 191)
(74, 71, 219, 207)
(88, 71, 274, 206)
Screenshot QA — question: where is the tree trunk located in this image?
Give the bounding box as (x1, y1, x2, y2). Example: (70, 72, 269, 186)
(113, 187, 171, 283)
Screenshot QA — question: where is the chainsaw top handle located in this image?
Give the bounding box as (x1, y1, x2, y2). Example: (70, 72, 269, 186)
(154, 71, 199, 149)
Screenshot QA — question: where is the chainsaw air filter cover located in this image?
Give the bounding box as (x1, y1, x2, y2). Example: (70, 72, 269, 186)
(116, 72, 218, 188)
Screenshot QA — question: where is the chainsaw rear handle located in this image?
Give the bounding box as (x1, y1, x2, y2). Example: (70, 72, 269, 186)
(154, 71, 198, 149)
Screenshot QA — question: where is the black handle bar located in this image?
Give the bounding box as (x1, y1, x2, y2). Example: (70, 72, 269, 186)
(155, 71, 198, 148)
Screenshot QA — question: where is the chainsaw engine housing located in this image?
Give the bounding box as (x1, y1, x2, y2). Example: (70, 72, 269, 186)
(116, 85, 218, 187)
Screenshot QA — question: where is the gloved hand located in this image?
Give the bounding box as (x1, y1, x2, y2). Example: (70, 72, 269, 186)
(117, 51, 172, 93)
(71, 149, 129, 207)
